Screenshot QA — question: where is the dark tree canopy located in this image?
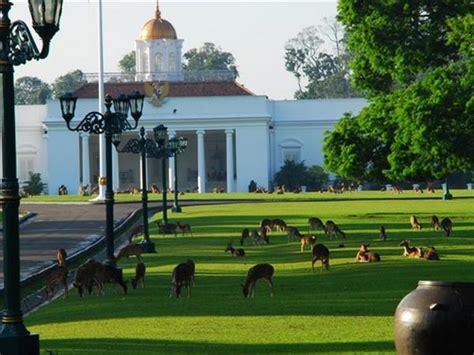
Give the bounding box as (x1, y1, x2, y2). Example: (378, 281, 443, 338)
(119, 51, 136, 74)
(324, 3, 474, 183)
(15, 77, 51, 105)
(52, 70, 87, 97)
(183, 42, 238, 77)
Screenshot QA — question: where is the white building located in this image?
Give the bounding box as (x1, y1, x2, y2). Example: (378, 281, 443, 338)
(7, 5, 367, 194)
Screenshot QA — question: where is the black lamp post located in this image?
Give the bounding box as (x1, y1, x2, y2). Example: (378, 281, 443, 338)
(115, 126, 158, 253)
(0, 0, 63, 352)
(172, 136, 188, 213)
(59, 91, 144, 265)
(443, 177, 453, 200)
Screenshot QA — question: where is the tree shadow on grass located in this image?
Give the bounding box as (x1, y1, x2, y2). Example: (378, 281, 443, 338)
(40, 337, 395, 354)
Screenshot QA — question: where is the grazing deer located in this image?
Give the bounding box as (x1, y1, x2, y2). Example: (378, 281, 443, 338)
(399, 240, 422, 258)
(251, 229, 269, 246)
(380, 226, 387, 241)
(97, 264, 128, 295)
(128, 224, 144, 243)
(73, 260, 104, 297)
(131, 262, 146, 289)
(308, 217, 326, 233)
(170, 260, 195, 298)
(225, 243, 245, 257)
(287, 226, 302, 243)
(240, 228, 250, 246)
(423, 246, 440, 261)
(311, 244, 330, 272)
(241, 263, 274, 298)
(325, 221, 346, 239)
(79, 184, 90, 196)
(441, 218, 452, 237)
(157, 221, 178, 236)
(151, 183, 160, 193)
(410, 216, 422, 230)
(271, 218, 287, 232)
(177, 222, 193, 237)
(300, 235, 317, 252)
(260, 218, 273, 233)
(56, 248, 67, 266)
(45, 265, 68, 300)
(354, 244, 381, 262)
(431, 215, 441, 231)
(116, 244, 143, 262)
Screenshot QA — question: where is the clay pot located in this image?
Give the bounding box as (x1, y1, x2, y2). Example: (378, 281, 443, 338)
(394, 281, 474, 354)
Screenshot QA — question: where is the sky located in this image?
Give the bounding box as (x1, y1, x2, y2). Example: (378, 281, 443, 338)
(11, 1, 338, 100)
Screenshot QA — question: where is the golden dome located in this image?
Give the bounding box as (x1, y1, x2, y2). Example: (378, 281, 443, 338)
(140, 8, 177, 40)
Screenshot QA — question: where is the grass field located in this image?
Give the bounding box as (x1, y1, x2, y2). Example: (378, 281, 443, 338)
(26, 196, 474, 354)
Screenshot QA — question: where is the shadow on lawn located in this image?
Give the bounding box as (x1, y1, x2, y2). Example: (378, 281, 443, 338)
(40, 337, 395, 354)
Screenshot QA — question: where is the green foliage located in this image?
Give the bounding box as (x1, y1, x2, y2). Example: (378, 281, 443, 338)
(14, 76, 51, 105)
(183, 42, 239, 77)
(26, 198, 474, 354)
(52, 70, 87, 98)
(307, 165, 329, 190)
(273, 160, 309, 191)
(24, 172, 46, 196)
(118, 51, 136, 74)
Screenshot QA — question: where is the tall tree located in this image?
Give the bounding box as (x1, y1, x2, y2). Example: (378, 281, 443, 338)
(183, 42, 239, 78)
(15, 76, 51, 105)
(324, 1, 474, 183)
(119, 51, 136, 74)
(51, 69, 87, 97)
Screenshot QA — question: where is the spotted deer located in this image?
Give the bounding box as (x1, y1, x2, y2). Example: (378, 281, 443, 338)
(441, 218, 452, 237)
(423, 246, 440, 261)
(410, 216, 422, 230)
(170, 259, 195, 298)
(241, 263, 274, 298)
(311, 244, 330, 272)
(73, 260, 104, 297)
(56, 248, 67, 266)
(225, 242, 245, 257)
(260, 218, 273, 233)
(116, 244, 143, 262)
(308, 217, 326, 233)
(287, 226, 302, 243)
(399, 240, 422, 258)
(131, 262, 146, 289)
(300, 235, 317, 252)
(177, 222, 193, 237)
(271, 218, 287, 232)
(45, 265, 68, 300)
(431, 215, 441, 231)
(354, 244, 381, 262)
(240, 228, 250, 246)
(157, 221, 178, 236)
(325, 221, 346, 239)
(128, 224, 144, 243)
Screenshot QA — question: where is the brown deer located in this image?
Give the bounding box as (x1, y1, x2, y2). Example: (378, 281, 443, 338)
(251, 229, 269, 246)
(271, 218, 287, 232)
(399, 240, 422, 258)
(325, 221, 346, 239)
(287, 226, 302, 243)
(260, 218, 273, 233)
(240, 228, 250, 246)
(157, 221, 177, 236)
(177, 222, 193, 237)
(380, 226, 387, 241)
(423, 246, 440, 261)
(151, 183, 160, 193)
(170, 259, 195, 298)
(311, 244, 330, 272)
(410, 216, 422, 230)
(354, 244, 381, 262)
(128, 224, 144, 243)
(241, 263, 274, 298)
(97, 264, 128, 295)
(73, 260, 104, 297)
(225, 243, 245, 257)
(131, 262, 146, 289)
(56, 248, 67, 266)
(116, 244, 143, 262)
(441, 218, 452, 237)
(308, 217, 326, 233)
(431, 215, 441, 231)
(300, 235, 317, 252)
(45, 265, 68, 300)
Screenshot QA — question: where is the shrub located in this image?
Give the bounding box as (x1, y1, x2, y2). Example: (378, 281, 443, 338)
(24, 172, 46, 196)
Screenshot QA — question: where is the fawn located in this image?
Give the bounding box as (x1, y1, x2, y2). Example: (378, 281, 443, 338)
(271, 218, 287, 232)
(116, 244, 143, 262)
(225, 243, 245, 257)
(325, 221, 346, 239)
(287, 226, 302, 243)
(170, 260, 195, 298)
(423, 246, 440, 261)
(380, 226, 387, 241)
(56, 248, 67, 266)
(354, 244, 381, 262)
(177, 222, 193, 237)
(399, 240, 422, 258)
(131, 262, 146, 289)
(308, 217, 326, 233)
(241, 263, 274, 298)
(45, 265, 68, 300)
(128, 224, 144, 243)
(240, 228, 250, 246)
(441, 218, 452, 237)
(410, 216, 422, 230)
(311, 244, 330, 272)
(300, 235, 317, 252)
(431, 216, 441, 231)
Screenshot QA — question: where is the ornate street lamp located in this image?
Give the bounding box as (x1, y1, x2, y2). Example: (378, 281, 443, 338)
(172, 136, 188, 213)
(59, 91, 144, 265)
(0, 0, 63, 352)
(115, 127, 158, 253)
(442, 177, 453, 200)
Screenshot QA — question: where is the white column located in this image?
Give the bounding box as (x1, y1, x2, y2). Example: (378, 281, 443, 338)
(196, 130, 206, 193)
(81, 133, 91, 186)
(168, 130, 176, 191)
(225, 129, 234, 193)
(269, 125, 275, 187)
(113, 148, 119, 190)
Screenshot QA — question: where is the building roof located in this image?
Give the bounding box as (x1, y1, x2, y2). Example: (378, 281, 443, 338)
(140, 7, 177, 40)
(73, 81, 255, 99)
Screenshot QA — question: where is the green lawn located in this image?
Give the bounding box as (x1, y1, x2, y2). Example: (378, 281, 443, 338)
(26, 197, 474, 354)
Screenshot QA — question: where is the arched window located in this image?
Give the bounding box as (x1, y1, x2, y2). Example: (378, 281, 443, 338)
(154, 53, 163, 72)
(279, 138, 303, 163)
(168, 52, 176, 72)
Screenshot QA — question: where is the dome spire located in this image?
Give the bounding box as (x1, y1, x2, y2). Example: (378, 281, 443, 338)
(155, 0, 161, 19)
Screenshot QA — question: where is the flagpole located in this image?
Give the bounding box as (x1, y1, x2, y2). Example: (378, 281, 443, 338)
(96, 0, 106, 200)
